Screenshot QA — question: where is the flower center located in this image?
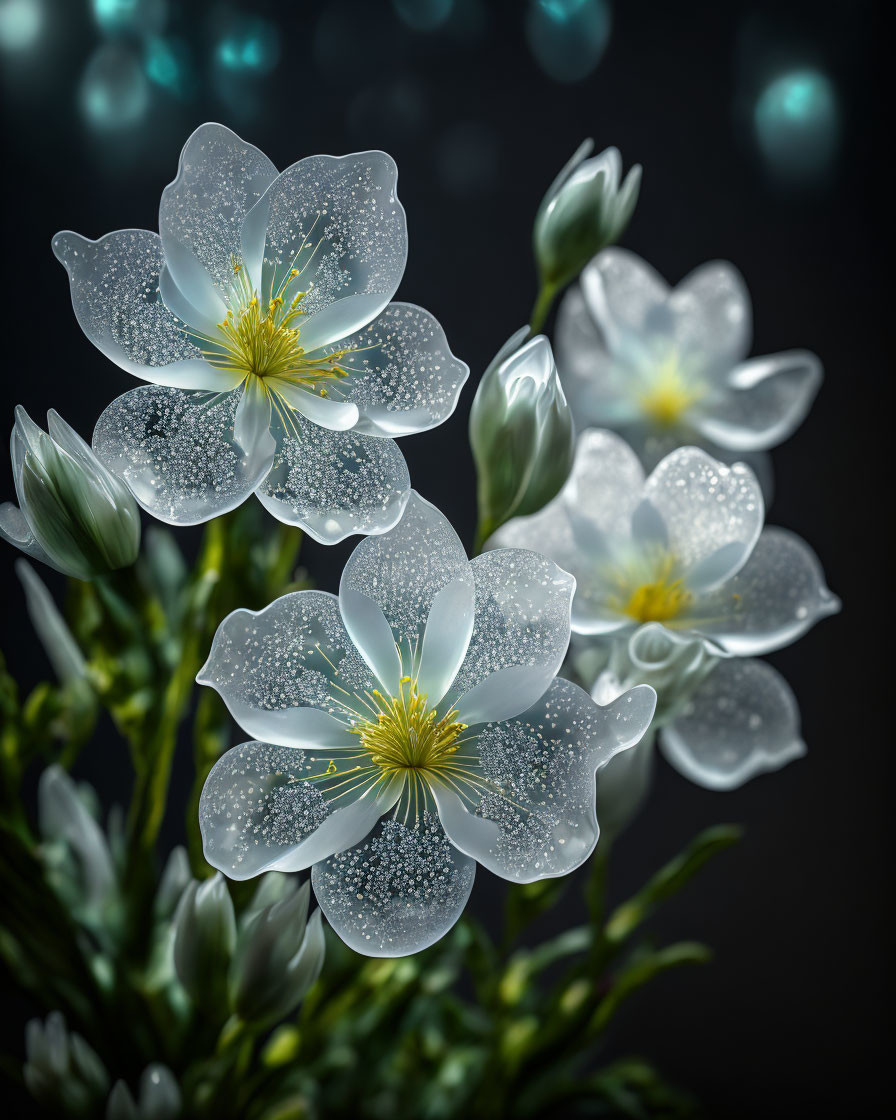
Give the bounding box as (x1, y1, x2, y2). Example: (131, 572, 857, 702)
(354, 678, 468, 779)
(638, 355, 705, 428)
(192, 259, 351, 397)
(623, 577, 692, 623)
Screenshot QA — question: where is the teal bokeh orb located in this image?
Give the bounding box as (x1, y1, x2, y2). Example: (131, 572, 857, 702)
(0, 0, 43, 51)
(214, 15, 280, 75)
(754, 68, 841, 182)
(80, 43, 150, 129)
(92, 0, 167, 37)
(525, 0, 612, 84)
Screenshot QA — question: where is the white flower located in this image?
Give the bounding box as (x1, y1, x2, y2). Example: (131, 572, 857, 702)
(556, 248, 822, 486)
(0, 407, 140, 579)
(493, 429, 839, 653)
(53, 123, 468, 543)
(496, 430, 840, 793)
(587, 625, 808, 793)
(197, 492, 656, 956)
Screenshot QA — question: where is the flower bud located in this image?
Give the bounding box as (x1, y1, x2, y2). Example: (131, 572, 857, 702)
(230, 880, 325, 1028)
(38, 765, 116, 919)
(24, 1011, 109, 1116)
(470, 331, 574, 543)
(0, 406, 140, 580)
(106, 1065, 181, 1120)
(173, 873, 236, 1014)
(534, 141, 641, 291)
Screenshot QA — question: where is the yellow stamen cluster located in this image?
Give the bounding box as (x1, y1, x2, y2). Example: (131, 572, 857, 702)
(623, 577, 693, 623)
(354, 677, 468, 778)
(193, 260, 350, 395)
(638, 355, 706, 428)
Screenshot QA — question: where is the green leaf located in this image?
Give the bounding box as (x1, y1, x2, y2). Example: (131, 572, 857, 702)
(605, 825, 743, 945)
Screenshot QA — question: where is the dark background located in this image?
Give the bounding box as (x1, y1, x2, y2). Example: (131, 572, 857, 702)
(0, 1, 889, 1116)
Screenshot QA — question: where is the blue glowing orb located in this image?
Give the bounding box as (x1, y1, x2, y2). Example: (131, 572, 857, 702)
(92, 0, 167, 36)
(214, 15, 280, 75)
(0, 0, 43, 51)
(144, 35, 195, 98)
(525, 0, 611, 84)
(754, 68, 841, 182)
(392, 0, 454, 32)
(80, 43, 150, 129)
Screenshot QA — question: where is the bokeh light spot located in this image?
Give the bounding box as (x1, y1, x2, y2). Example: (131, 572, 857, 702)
(525, 0, 611, 84)
(92, 0, 167, 37)
(392, 0, 454, 32)
(214, 14, 280, 75)
(80, 43, 150, 130)
(0, 0, 43, 52)
(144, 35, 195, 99)
(754, 67, 841, 183)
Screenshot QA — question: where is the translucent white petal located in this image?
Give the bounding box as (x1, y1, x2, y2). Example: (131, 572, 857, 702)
(233, 376, 274, 457)
(311, 810, 475, 956)
(644, 447, 763, 589)
(256, 151, 407, 348)
(268, 381, 359, 432)
(437, 679, 656, 882)
(594, 734, 655, 841)
(93, 385, 273, 525)
(256, 408, 410, 543)
(417, 577, 475, 705)
(555, 285, 642, 428)
(339, 590, 402, 696)
(316, 302, 470, 437)
(0, 502, 61, 571)
(693, 350, 822, 452)
(200, 740, 401, 879)
(660, 659, 805, 790)
(684, 527, 839, 654)
(564, 428, 646, 541)
(197, 590, 377, 745)
(580, 249, 670, 352)
(668, 260, 752, 372)
(159, 122, 278, 301)
(339, 491, 470, 664)
(449, 549, 575, 723)
(52, 230, 240, 391)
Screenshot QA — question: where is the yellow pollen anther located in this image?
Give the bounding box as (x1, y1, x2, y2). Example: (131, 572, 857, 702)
(354, 679, 467, 777)
(638, 356, 706, 428)
(623, 576, 692, 623)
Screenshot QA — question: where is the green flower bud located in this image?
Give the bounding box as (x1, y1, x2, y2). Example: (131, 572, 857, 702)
(38, 766, 117, 920)
(106, 1065, 181, 1120)
(172, 873, 236, 1014)
(230, 880, 325, 1028)
(0, 406, 140, 580)
(470, 330, 575, 546)
(534, 140, 641, 292)
(24, 1011, 109, 1116)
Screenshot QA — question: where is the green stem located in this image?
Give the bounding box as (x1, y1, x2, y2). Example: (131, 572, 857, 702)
(528, 280, 559, 336)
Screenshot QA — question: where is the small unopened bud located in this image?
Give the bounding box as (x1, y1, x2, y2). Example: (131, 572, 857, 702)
(534, 141, 641, 293)
(230, 881, 325, 1028)
(173, 873, 236, 1014)
(24, 1011, 109, 1115)
(106, 1065, 181, 1120)
(0, 407, 140, 580)
(470, 331, 574, 547)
